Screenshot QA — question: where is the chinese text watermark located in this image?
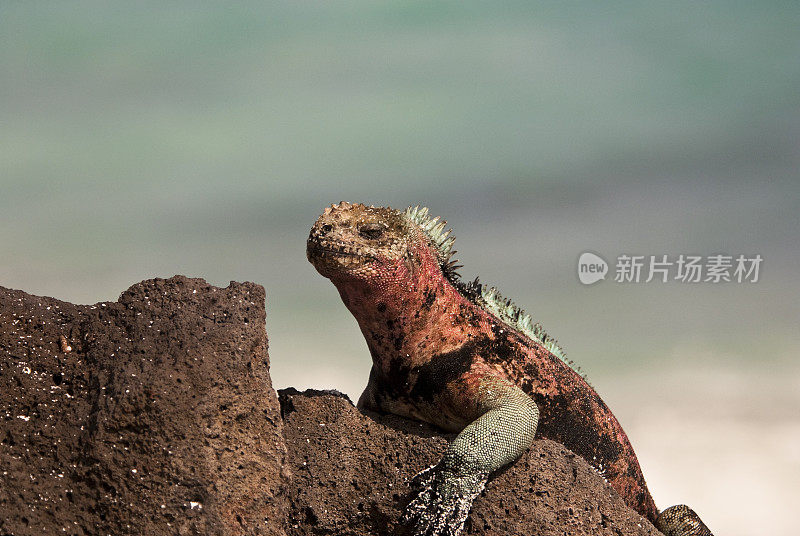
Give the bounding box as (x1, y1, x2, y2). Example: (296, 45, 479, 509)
(578, 253, 762, 285)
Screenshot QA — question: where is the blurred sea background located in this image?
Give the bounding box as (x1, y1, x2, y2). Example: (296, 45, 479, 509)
(2, 2, 798, 534)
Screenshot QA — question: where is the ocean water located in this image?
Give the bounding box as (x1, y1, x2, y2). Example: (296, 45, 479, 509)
(2, 2, 799, 534)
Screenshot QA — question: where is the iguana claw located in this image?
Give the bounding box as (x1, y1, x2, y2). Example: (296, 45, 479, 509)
(401, 464, 489, 536)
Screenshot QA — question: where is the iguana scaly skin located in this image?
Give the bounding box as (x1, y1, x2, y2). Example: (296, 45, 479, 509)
(307, 202, 713, 536)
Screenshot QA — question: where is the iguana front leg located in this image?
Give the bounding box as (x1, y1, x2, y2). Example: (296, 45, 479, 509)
(402, 376, 539, 536)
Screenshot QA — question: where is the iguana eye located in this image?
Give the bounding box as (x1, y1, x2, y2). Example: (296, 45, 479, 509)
(358, 223, 385, 240)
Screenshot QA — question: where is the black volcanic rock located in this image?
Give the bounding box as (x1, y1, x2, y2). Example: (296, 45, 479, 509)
(0, 276, 286, 536)
(279, 389, 658, 536)
(1, 277, 658, 536)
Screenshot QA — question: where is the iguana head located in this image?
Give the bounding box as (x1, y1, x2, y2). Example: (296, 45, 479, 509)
(307, 202, 417, 284)
(308, 202, 569, 363)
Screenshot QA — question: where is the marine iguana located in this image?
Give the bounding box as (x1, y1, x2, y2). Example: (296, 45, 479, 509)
(306, 201, 713, 536)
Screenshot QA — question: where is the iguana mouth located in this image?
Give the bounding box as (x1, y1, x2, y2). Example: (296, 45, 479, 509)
(307, 240, 375, 261)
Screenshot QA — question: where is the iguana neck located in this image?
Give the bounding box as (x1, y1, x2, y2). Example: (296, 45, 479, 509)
(331, 239, 471, 371)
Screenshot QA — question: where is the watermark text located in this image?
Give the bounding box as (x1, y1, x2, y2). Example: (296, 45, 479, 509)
(578, 253, 762, 285)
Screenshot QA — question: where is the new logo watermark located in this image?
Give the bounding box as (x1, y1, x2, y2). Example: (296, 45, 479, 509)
(578, 253, 762, 285)
(577, 252, 608, 285)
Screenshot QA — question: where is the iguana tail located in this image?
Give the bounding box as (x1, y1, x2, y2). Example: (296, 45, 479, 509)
(656, 505, 713, 536)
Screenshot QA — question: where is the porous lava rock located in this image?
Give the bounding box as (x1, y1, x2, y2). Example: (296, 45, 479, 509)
(1, 277, 659, 536)
(0, 276, 286, 536)
(279, 388, 659, 536)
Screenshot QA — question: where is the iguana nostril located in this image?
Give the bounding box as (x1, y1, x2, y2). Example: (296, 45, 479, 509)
(321, 224, 333, 235)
